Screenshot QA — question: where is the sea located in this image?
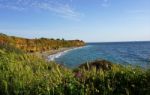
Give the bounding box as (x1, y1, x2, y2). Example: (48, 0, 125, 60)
(48, 41, 150, 68)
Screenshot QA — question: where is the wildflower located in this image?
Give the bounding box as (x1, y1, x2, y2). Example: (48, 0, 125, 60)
(75, 71, 82, 78)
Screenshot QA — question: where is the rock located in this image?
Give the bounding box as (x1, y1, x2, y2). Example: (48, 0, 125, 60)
(79, 60, 113, 71)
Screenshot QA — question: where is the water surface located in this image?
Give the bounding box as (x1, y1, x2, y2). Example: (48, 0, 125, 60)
(53, 42, 150, 68)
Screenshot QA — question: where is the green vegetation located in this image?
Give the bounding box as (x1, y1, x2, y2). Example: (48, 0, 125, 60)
(0, 34, 150, 95)
(0, 33, 85, 52)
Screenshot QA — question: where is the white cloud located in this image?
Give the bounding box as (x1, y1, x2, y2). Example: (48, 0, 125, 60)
(0, 0, 81, 20)
(101, 0, 111, 7)
(127, 10, 150, 14)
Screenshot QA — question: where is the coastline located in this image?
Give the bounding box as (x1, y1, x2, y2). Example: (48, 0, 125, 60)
(31, 46, 84, 61)
(47, 46, 84, 61)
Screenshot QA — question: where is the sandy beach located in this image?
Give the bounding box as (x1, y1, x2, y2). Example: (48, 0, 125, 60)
(30, 47, 81, 61)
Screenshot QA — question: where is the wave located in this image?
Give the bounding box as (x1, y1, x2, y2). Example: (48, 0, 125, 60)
(48, 46, 85, 61)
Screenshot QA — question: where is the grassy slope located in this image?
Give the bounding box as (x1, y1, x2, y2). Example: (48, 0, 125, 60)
(0, 43, 72, 95)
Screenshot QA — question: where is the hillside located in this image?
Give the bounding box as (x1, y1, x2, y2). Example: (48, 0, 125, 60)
(0, 33, 85, 52)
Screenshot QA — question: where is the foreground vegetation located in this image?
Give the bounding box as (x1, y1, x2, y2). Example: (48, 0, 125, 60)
(0, 43, 150, 95)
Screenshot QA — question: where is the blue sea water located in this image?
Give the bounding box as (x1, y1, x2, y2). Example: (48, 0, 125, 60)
(54, 42, 150, 68)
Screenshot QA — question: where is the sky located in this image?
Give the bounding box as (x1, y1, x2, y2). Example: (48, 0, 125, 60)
(0, 0, 150, 42)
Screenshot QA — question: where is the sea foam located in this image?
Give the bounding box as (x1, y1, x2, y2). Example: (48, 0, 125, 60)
(48, 47, 84, 61)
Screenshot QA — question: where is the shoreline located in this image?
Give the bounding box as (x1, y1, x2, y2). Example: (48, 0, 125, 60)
(31, 46, 84, 61)
(47, 46, 84, 61)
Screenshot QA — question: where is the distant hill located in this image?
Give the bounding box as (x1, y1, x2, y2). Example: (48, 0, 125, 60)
(0, 33, 85, 52)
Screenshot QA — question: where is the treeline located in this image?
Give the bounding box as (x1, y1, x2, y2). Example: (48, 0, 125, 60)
(0, 33, 85, 52)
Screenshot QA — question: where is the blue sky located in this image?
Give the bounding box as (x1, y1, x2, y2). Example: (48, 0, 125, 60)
(0, 0, 150, 42)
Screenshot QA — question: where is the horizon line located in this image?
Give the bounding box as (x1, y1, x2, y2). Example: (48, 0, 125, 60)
(86, 40, 150, 43)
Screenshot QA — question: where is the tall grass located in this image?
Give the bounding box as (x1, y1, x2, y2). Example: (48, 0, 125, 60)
(76, 65, 149, 95)
(0, 44, 149, 95)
